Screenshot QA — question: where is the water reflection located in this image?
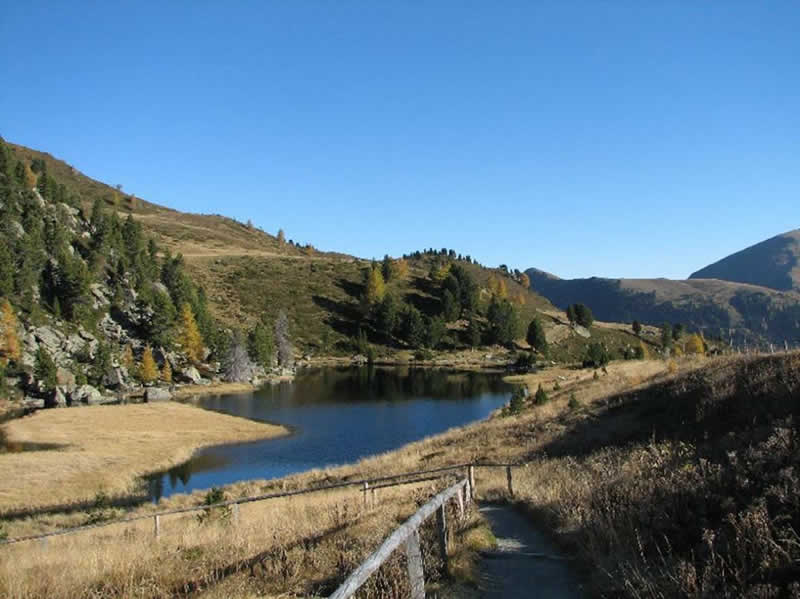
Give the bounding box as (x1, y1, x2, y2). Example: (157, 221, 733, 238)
(147, 366, 511, 501)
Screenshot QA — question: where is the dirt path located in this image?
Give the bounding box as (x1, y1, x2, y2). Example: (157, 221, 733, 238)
(478, 504, 583, 598)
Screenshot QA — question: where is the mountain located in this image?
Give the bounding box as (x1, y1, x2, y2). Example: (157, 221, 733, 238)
(690, 229, 800, 292)
(525, 268, 800, 347)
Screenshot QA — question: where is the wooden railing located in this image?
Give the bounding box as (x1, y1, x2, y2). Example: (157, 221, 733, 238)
(328, 477, 471, 599)
(0, 462, 522, 548)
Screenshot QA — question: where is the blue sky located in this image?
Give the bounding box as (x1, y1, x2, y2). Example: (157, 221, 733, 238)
(1, 2, 798, 279)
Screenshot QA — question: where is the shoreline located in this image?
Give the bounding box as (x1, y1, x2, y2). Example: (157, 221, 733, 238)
(0, 402, 289, 514)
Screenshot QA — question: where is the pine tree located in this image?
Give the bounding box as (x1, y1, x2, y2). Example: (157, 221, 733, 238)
(0, 243, 15, 298)
(247, 320, 273, 368)
(35, 347, 57, 392)
(277, 229, 285, 246)
(566, 304, 577, 324)
(178, 303, 204, 363)
(0, 299, 21, 363)
(139, 346, 158, 384)
(632, 320, 642, 336)
(534, 384, 549, 405)
(526, 317, 548, 355)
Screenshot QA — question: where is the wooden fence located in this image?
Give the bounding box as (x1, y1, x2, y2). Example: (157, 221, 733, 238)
(329, 477, 471, 599)
(0, 462, 521, 549)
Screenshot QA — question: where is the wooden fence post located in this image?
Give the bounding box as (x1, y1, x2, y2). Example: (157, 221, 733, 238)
(362, 482, 369, 509)
(371, 487, 376, 507)
(506, 466, 514, 498)
(456, 486, 464, 521)
(405, 529, 425, 599)
(231, 503, 239, 525)
(437, 503, 448, 564)
(468, 465, 475, 499)
(154, 515, 160, 538)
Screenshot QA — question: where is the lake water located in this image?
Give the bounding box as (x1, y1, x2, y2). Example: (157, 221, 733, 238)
(146, 366, 512, 501)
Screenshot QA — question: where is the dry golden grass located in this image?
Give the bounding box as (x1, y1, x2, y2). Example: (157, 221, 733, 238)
(0, 477, 471, 599)
(1, 354, 717, 598)
(0, 403, 286, 513)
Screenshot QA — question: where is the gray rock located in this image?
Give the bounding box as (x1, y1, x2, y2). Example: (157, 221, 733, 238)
(144, 388, 172, 402)
(178, 366, 202, 384)
(352, 354, 368, 364)
(45, 387, 67, 408)
(56, 367, 76, 388)
(34, 326, 64, 351)
(10, 220, 25, 239)
(104, 366, 129, 389)
(32, 189, 46, 209)
(573, 325, 591, 338)
(70, 384, 103, 405)
(152, 282, 169, 296)
(24, 397, 45, 410)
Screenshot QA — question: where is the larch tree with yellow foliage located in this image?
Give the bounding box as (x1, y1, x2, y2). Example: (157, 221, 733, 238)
(684, 333, 706, 355)
(121, 344, 135, 371)
(139, 346, 158, 384)
(162, 360, 172, 383)
(363, 266, 386, 309)
(394, 259, 409, 280)
(0, 299, 21, 364)
(178, 303, 204, 363)
(23, 162, 37, 190)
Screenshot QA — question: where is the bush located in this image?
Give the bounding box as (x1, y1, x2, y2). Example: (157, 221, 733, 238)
(414, 348, 434, 361)
(534, 384, 549, 405)
(509, 387, 525, 414)
(567, 393, 580, 409)
(584, 343, 610, 368)
(514, 352, 534, 371)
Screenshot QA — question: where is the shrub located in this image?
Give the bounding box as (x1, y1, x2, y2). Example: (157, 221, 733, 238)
(534, 384, 549, 405)
(509, 387, 525, 414)
(567, 393, 580, 409)
(584, 342, 610, 368)
(414, 348, 434, 361)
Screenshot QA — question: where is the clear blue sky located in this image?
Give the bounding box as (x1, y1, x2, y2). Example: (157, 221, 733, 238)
(2, 2, 798, 279)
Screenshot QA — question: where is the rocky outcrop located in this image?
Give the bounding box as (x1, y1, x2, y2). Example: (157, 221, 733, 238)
(144, 388, 172, 402)
(70, 384, 103, 405)
(45, 387, 67, 408)
(179, 366, 202, 384)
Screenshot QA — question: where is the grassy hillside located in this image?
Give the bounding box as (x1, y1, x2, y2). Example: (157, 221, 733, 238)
(690, 228, 800, 291)
(526, 267, 800, 347)
(8, 140, 642, 362)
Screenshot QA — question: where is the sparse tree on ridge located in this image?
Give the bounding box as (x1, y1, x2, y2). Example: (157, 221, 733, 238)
(632, 320, 642, 336)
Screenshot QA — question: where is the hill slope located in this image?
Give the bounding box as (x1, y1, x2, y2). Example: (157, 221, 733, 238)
(525, 269, 800, 347)
(4, 140, 646, 365)
(690, 228, 800, 292)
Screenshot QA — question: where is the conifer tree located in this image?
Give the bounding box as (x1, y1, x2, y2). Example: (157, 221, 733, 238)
(632, 320, 642, 336)
(526, 317, 548, 355)
(363, 265, 386, 308)
(247, 320, 273, 368)
(0, 244, 14, 298)
(35, 347, 57, 392)
(178, 303, 204, 363)
(162, 360, 172, 383)
(0, 299, 21, 363)
(121, 344, 135, 371)
(23, 163, 37, 189)
(139, 346, 158, 384)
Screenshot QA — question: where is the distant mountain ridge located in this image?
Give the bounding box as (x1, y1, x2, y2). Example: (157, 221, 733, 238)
(690, 229, 800, 292)
(526, 229, 800, 346)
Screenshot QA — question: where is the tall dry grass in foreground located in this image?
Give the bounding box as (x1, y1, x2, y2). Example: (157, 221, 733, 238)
(0, 477, 479, 598)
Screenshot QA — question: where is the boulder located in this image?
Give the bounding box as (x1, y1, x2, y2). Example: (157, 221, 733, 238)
(104, 366, 129, 389)
(144, 388, 172, 402)
(34, 326, 63, 352)
(24, 397, 45, 410)
(70, 384, 103, 405)
(178, 366, 202, 384)
(45, 387, 67, 408)
(56, 367, 76, 388)
(573, 325, 591, 339)
(352, 354, 368, 364)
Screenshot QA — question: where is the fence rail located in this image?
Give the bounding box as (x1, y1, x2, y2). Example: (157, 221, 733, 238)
(0, 462, 523, 547)
(329, 478, 471, 599)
